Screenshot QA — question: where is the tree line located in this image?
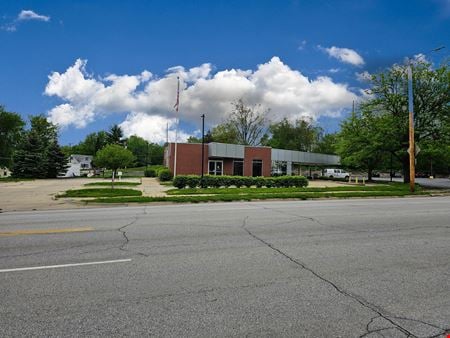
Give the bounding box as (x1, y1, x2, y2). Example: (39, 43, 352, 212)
(0, 109, 165, 178)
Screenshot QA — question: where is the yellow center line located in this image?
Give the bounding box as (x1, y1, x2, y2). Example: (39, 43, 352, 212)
(0, 227, 95, 237)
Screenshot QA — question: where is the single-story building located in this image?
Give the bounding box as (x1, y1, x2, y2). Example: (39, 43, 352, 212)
(164, 142, 340, 177)
(63, 154, 93, 177)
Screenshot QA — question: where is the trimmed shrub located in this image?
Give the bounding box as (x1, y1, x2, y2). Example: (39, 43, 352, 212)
(186, 175, 201, 188)
(158, 169, 173, 181)
(173, 175, 187, 189)
(144, 168, 157, 177)
(171, 174, 308, 189)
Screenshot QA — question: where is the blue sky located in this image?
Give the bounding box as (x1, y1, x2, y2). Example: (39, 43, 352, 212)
(1, 0, 449, 145)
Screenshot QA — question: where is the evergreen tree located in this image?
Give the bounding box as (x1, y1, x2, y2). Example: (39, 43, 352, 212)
(107, 124, 125, 145)
(46, 142, 69, 178)
(11, 115, 68, 178)
(12, 133, 47, 178)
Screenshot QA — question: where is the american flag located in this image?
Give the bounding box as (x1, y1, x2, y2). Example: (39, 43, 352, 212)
(174, 76, 180, 112)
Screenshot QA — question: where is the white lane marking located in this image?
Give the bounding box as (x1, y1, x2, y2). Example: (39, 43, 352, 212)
(0, 259, 132, 273)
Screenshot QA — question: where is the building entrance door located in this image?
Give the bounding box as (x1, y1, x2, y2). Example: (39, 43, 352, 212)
(208, 160, 223, 175)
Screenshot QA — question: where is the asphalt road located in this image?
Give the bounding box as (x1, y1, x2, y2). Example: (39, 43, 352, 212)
(0, 197, 449, 337)
(374, 177, 450, 189)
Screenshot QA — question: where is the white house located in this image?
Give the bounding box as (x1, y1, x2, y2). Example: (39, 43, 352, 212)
(0, 167, 11, 178)
(63, 154, 93, 177)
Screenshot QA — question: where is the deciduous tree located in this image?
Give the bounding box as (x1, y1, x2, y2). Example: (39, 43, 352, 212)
(94, 144, 135, 187)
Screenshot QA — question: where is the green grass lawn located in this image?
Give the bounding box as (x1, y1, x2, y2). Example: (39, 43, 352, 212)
(0, 177, 34, 183)
(86, 188, 428, 204)
(84, 182, 141, 187)
(58, 188, 142, 198)
(166, 183, 413, 195)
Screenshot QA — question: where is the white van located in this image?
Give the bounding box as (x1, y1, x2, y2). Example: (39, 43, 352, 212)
(324, 168, 350, 179)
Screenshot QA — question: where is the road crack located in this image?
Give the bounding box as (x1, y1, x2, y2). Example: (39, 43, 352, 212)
(241, 216, 448, 338)
(117, 206, 150, 257)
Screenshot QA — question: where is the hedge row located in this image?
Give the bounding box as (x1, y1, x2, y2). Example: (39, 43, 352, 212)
(144, 167, 173, 181)
(173, 175, 308, 189)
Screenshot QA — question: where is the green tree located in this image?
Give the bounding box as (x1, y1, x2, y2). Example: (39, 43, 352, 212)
(107, 124, 125, 145)
(148, 143, 164, 165)
(264, 118, 322, 152)
(11, 132, 48, 178)
(0, 107, 25, 167)
(62, 131, 108, 156)
(46, 142, 69, 178)
(314, 133, 338, 154)
(336, 108, 385, 181)
(12, 116, 67, 178)
(187, 130, 213, 143)
(363, 61, 450, 182)
(94, 144, 135, 187)
(126, 135, 165, 166)
(210, 123, 239, 144)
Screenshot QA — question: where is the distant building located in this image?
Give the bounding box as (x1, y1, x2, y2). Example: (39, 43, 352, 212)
(164, 142, 340, 177)
(0, 167, 11, 178)
(63, 154, 93, 177)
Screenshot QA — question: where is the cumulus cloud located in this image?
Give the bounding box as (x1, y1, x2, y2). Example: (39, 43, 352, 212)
(120, 113, 192, 143)
(18, 10, 50, 22)
(45, 57, 359, 143)
(320, 46, 365, 66)
(2, 9, 50, 31)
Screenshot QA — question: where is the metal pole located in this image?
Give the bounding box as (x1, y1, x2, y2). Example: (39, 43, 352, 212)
(390, 153, 393, 182)
(407, 65, 415, 192)
(201, 114, 205, 187)
(174, 77, 180, 177)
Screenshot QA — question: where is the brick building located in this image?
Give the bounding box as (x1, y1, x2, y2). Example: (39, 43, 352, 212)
(164, 142, 340, 177)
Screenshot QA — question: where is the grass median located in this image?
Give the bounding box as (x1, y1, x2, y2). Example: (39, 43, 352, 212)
(84, 182, 141, 187)
(166, 183, 413, 195)
(85, 189, 428, 204)
(58, 188, 142, 198)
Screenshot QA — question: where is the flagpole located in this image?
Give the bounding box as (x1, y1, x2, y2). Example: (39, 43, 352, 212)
(173, 76, 180, 177)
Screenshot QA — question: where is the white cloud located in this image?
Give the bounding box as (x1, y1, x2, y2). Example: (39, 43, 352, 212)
(18, 10, 50, 22)
(297, 40, 307, 50)
(355, 71, 372, 82)
(120, 113, 192, 144)
(2, 9, 50, 31)
(320, 46, 365, 66)
(45, 57, 359, 142)
(329, 68, 340, 73)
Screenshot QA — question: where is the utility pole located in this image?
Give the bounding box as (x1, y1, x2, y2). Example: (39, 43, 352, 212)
(406, 46, 445, 192)
(201, 114, 205, 187)
(407, 65, 415, 192)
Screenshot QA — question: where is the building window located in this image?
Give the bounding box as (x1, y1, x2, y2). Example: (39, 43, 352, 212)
(252, 160, 263, 177)
(208, 160, 223, 175)
(233, 160, 243, 176)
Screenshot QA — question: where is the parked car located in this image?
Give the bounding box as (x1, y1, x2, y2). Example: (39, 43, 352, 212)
(324, 168, 350, 179)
